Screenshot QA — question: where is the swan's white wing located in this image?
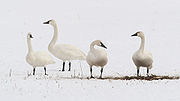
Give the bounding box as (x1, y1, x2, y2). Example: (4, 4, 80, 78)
(143, 51, 153, 67)
(144, 51, 153, 59)
(54, 44, 86, 60)
(34, 51, 55, 65)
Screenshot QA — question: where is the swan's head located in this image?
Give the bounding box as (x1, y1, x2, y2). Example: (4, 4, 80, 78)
(43, 19, 56, 26)
(131, 31, 144, 37)
(93, 40, 107, 49)
(27, 33, 33, 39)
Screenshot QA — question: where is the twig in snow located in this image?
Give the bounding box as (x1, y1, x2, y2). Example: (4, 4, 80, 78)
(73, 70, 76, 78)
(79, 61, 84, 77)
(9, 69, 12, 77)
(27, 71, 31, 77)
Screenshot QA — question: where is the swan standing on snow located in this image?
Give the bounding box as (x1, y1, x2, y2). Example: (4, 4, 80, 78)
(131, 31, 153, 76)
(43, 19, 86, 71)
(86, 40, 108, 78)
(26, 33, 55, 75)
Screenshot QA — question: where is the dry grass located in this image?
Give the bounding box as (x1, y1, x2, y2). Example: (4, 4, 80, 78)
(100, 75, 180, 81)
(32, 74, 179, 81)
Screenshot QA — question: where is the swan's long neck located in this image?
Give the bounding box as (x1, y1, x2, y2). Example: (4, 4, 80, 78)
(27, 38, 33, 53)
(49, 23, 58, 49)
(139, 36, 145, 52)
(90, 42, 95, 50)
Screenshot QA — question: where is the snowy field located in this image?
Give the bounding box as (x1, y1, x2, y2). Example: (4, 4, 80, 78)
(0, 0, 180, 101)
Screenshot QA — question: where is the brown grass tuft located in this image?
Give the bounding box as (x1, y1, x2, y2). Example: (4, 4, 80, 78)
(100, 75, 179, 81)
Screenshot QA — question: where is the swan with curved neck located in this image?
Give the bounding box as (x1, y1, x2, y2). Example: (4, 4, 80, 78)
(26, 33, 55, 75)
(131, 31, 153, 76)
(86, 40, 108, 78)
(43, 19, 86, 71)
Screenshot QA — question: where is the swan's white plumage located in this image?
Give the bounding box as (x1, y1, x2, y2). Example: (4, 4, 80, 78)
(44, 19, 86, 62)
(26, 51, 55, 67)
(26, 33, 55, 68)
(132, 31, 153, 75)
(86, 48, 108, 67)
(86, 40, 108, 78)
(49, 44, 86, 61)
(132, 50, 153, 69)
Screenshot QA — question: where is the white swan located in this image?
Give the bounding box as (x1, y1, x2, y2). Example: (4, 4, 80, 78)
(131, 31, 153, 76)
(43, 19, 86, 71)
(86, 40, 108, 78)
(26, 33, 55, 75)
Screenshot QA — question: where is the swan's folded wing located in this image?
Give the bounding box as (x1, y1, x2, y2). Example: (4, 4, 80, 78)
(34, 51, 55, 64)
(144, 51, 153, 59)
(55, 44, 86, 60)
(144, 51, 153, 64)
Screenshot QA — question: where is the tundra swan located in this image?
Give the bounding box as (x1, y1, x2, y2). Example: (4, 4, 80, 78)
(131, 31, 153, 76)
(86, 40, 108, 78)
(43, 19, 86, 71)
(26, 33, 55, 75)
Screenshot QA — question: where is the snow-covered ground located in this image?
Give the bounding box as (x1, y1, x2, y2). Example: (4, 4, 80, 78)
(0, 0, 180, 101)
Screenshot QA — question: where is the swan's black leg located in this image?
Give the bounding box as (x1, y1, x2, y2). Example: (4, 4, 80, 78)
(99, 68, 103, 79)
(33, 68, 36, 75)
(68, 62, 71, 71)
(90, 66, 94, 78)
(147, 68, 149, 76)
(44, 67, 47, 75)
(137, 68, 139, 77)
(62, 62, 65, 71)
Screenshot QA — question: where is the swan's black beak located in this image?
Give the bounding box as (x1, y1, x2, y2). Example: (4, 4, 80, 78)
(131, 33, 138, 37)
(30, 34, 33, 38)
(43, 21, 50, 24)
(100, 42, 107, 49)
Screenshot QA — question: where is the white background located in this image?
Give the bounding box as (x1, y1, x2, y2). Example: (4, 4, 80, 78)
(0, 0, 180, 101)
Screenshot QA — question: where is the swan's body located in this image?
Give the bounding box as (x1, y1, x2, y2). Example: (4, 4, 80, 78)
(49, 44, 86, 61)
(86, 40, 108, 78)
(26, 33, 55, 75)
(132, 51, 153, 68)
(43, 19, 86, 71)
(26, 51, 55, 67)
(131, 31, 153, 76)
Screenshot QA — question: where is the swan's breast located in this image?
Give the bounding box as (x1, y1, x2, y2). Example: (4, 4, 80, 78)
(86, 49, 108, 67)
(26, 53, 36, 66)
(132, 51, 153, 67)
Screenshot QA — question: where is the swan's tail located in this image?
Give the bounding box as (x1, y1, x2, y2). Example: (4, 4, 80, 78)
(47, 60, 56, 64)
(75, 50, 86, 60)
(148, 65, 153, 69)
(78, 52, 86, 60)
